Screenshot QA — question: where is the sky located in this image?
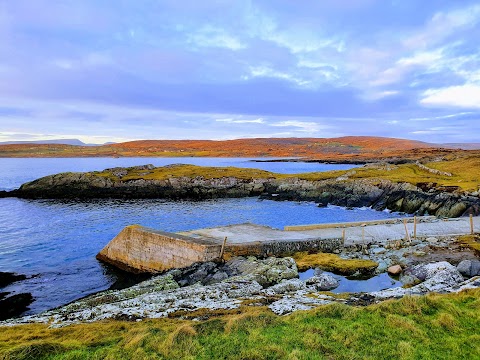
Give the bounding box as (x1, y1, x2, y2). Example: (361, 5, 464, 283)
(1, 0, 480, 144)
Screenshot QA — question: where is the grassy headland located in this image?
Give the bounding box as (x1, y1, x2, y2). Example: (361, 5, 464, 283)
(90, 153, 480, 192)
(1, 289, 480, 359)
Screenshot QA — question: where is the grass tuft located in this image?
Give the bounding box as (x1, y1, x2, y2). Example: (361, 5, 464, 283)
(293, 251, 378, 275)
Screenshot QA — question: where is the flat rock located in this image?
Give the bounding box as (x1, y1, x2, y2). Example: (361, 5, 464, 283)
(269, 279, 306, 294)
(268, 293, 333, 315)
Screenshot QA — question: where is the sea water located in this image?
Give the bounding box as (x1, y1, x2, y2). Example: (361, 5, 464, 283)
(0, 158, 401, 315)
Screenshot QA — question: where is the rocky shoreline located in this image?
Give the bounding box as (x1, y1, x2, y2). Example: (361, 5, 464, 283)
(1, 164, 479, 218)
(2, 234, 480, 327)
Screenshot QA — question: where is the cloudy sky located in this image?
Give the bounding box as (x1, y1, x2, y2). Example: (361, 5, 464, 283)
(1, 0, 480, 144)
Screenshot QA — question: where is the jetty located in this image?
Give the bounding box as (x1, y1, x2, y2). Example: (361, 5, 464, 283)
(97, 216, 480, 273)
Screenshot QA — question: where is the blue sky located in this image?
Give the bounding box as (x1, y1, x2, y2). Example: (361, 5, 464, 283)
(1, 0, 480, 144)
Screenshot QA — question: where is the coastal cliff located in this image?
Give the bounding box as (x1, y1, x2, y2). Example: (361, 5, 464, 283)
(3, 163, 480, 217)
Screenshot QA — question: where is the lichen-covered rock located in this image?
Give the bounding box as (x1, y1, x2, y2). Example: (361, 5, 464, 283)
(305, 273, 339, 291)
(372, 261, 464, 299)
(268, 293, 333, 315)
(269, 279, 306, 294)
(225, 256, 298, 287)
(6, 165, 480, 217)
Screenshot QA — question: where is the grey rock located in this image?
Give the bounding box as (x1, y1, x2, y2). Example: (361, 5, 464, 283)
(457, 260, 480, 277)
(372, 247, 387, 255)
(376, 261, 388, 274)
(226, 256, 298, 287)
(372, 261, 464, 299)
(269, 279, 306, 294)
(268, 293, 333, 315)
(426, 237, 439, 244)
(305, 273, 339, 291)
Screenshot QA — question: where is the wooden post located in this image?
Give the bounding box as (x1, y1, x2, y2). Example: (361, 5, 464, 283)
(342, 229, 346, 244)
(403, 219, 411, 244)
(470, 214, 474, 235)
(220, 236, 227, 261)
(362, 227, 365, 244)
(413, 216, 417, 240)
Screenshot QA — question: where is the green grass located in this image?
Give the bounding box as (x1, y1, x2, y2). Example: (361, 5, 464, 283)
(1, 289, 480, 359)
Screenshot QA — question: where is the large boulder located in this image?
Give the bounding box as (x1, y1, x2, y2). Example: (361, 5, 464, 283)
(225, 256, 298, 287)
(0, 272, 27, 287)
(305, 272, 339, 291)
(0, 292, 34, 320)
(372, 261, 464, 299)
(457, 260, 480, 278)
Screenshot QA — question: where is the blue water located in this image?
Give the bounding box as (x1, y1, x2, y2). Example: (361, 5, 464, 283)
(0, 157, 357, 191)
(0, 158, 400, 315)
(299, 269, 402, 293)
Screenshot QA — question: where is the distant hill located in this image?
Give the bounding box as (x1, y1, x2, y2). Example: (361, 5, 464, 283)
(442, 143, 480, 150)
(0, 136, 442, 161)
(0, 139, 114, 146)
(0, 139, 87, 146)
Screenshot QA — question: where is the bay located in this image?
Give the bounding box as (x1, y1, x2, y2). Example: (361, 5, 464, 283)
(0, 158, 399, 315)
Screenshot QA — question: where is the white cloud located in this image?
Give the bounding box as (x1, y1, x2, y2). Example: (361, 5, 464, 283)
(51, 52, 113, 70)
(243, 65, 310, 87)
(404, 5, 480, 49)
(188, 25, 245, 50)
(271, 120, 326, 133)
(421, 84, 480, 108)
(216, 118, 264, 124)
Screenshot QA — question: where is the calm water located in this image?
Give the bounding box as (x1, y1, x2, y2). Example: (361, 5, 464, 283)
(299, 269, 402, 293)
(0, 158, 399, 315)
(0, 157, 357, 191)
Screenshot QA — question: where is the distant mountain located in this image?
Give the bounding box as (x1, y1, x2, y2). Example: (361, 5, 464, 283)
(0, 139, 87, 146)
(0, 139, 115, 146)
(442, 143, 480, 150)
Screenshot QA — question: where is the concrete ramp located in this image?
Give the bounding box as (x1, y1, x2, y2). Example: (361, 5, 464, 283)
(97, 216, 480, 273)
(96, 225, 222, 273)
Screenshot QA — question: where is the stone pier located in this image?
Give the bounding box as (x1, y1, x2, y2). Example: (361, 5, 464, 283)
(97, 216, 480, 273)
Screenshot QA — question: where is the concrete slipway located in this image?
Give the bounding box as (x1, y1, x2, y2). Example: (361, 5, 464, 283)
(98, 215, 480, 273)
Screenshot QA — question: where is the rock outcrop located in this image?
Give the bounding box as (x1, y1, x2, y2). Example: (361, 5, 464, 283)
(2, 164, 480, 217)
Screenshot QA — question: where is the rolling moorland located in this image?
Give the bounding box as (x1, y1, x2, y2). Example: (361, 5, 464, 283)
(0, 136, 446, 161)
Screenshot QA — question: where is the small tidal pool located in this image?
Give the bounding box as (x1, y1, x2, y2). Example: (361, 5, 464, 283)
(299, 269, 402, 293)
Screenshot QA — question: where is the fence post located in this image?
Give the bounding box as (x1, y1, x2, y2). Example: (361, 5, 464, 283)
(403, 219, 411, 244)
(413, 216, 417, 240)
(470, 214, 474, 235)
(220, 236, 227, 261)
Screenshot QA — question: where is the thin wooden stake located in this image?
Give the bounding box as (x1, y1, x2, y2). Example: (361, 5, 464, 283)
(403, 219, 411, 244)
(342, 229, 346, 245)
(362, 227, 365, 243)
(220, 236, 227, 261)
(413, 216, 417, 240)
(470, 214, 474, 235)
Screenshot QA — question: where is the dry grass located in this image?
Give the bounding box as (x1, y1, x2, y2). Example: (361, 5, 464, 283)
(87, 154, 480, 192)
(455, 234, 480, 254)
(292, 251, 378, 275)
